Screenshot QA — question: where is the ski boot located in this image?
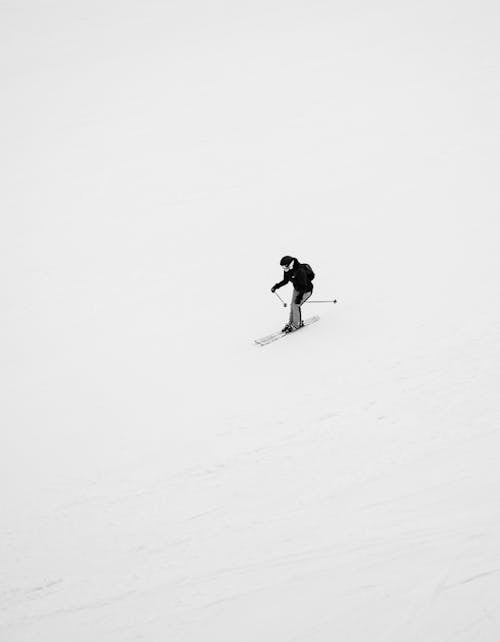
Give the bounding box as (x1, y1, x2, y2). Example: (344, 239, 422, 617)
(282, 322, 304, 333)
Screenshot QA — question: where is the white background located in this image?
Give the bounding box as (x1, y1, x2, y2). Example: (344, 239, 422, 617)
(2, 1, 500, 640)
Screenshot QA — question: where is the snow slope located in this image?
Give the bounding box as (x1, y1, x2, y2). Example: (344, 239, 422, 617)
(2, 1, 500, 640)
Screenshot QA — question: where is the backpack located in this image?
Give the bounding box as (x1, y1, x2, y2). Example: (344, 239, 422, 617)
(302, 263, 315, 282)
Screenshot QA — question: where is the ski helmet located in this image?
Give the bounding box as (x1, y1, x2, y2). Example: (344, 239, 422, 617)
(280, 255, 294, 267)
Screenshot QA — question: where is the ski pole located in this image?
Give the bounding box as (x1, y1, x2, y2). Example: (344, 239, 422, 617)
(305, 299, 338, 304)
(274, 291, 287, 307)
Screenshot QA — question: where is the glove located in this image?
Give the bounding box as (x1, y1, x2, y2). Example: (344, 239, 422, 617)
(295, 294, 303, 305)
(271, 284, 279, 293)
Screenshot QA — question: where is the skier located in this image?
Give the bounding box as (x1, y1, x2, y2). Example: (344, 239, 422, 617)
(271, 256, 314, 333)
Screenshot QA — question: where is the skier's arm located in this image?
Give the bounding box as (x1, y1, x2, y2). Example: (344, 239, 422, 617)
(271, 272, 290, 292)
(293, 268, 309, 301)
(272, 278, 287, 292)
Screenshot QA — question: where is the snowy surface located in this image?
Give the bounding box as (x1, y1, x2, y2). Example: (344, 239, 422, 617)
(2, 1, 500, 640)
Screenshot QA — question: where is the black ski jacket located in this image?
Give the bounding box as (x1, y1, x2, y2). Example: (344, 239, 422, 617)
(274, 258, 314, 297)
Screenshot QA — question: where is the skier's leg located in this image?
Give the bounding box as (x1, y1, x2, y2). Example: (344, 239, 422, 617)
(301, 290, 312, 308)
(291, 290, 312, 329)
(288, 290, 297, 326)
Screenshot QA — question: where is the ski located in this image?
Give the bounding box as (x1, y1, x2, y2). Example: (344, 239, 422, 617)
(254, 316, 320, 346)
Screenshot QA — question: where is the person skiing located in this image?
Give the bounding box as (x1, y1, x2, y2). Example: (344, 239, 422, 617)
(271, 256, 314, 332)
